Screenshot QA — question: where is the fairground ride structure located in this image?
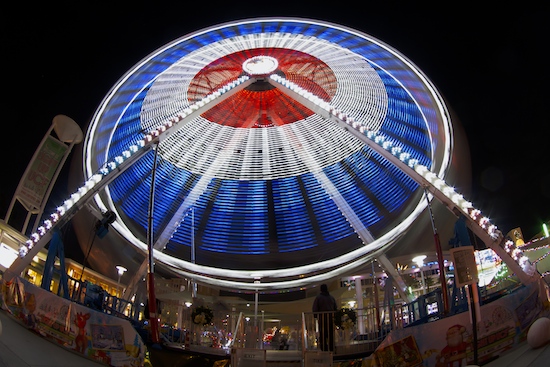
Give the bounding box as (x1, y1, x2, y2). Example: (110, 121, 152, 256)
(6, 18, 537, 306)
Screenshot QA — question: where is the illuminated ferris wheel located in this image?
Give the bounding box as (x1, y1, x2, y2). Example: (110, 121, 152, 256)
(49, 17, 468, 292)
(9, 18, 536, 296)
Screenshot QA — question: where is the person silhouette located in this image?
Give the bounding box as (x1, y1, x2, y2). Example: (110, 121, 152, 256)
(312, 284, 337, 351)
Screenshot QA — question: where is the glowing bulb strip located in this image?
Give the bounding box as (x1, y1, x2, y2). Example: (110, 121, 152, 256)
(268, 74, 532, 275)
(21, 69, 526, 290)
(16, 76, 251, 261)
(503, 239, 537, 275)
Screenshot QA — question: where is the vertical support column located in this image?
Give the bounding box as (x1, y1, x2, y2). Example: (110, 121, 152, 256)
(466, 284, 479, 365)
(177, 301, 183, 335)
(191, 208, 197, 298)
(40, 229, 68, 298)
(372, 262, 381, 334)
(254, 278, 261, 349)
(147, 144, 160, 345)
(354, 277, 365, 335)
(377, 255, 413, 303)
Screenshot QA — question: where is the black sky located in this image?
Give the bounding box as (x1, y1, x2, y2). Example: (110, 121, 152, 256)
(1, 2, 548, 243)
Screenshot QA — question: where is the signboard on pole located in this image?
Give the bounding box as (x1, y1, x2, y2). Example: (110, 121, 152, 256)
(450, 245, 481, 364)
(450, 245, 478, 287)
(17, 135, 67, 210)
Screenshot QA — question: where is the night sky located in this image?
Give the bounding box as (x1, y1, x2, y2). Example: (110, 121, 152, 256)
(1, 2, 548, 248)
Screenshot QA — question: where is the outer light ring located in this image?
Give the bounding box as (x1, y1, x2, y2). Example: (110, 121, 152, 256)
(83, 18, 454, 291)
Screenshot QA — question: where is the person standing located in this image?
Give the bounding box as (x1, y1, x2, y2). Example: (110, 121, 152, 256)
(312, 283, 337, 351)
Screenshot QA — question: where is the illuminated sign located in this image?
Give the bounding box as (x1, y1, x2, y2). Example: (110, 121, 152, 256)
(0, 243, 18, 270)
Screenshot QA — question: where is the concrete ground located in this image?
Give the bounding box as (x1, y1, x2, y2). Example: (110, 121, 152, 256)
(2, 308, 550, 367)
(0, 309, 104, 367)
(479, 339, 550, 367)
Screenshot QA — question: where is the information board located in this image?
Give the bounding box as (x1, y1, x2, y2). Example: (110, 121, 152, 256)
(450, 245, 478, 287)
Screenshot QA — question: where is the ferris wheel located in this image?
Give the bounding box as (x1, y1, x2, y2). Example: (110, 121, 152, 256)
(82, 18, 457, 291)
(13, 18, 492, 293)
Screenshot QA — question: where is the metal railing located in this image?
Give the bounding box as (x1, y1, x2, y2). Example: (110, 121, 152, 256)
(57, 276, 523, 362)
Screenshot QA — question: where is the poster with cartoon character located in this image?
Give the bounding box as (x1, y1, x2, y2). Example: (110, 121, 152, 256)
(434, 324, 470, 367)
(369, 281, 548, 367)
(1, 276, 147, 367)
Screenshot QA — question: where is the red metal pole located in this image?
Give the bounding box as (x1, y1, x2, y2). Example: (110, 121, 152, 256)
(147, 272, 160, 344)
(434, 232, 450, 315)
(425, 188, 450, 315)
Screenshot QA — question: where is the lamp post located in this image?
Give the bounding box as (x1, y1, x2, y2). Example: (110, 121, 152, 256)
(412, 255, 427, 295)
(184, 301, 192, 330)
(116, 265, 127, 297)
